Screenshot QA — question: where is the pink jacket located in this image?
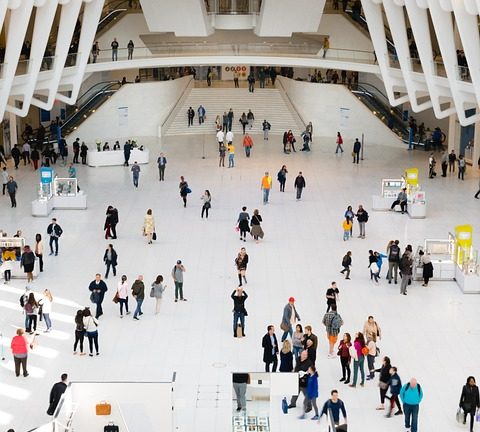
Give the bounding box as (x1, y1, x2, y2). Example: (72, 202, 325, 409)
(11, 335, 29, 355)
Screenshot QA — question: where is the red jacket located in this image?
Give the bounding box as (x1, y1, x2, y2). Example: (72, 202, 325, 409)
(11, 335, 29, 355)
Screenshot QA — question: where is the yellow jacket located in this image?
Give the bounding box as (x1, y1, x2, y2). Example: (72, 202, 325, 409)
(342, 220, 353, 231)
(261, 175, 272, 189)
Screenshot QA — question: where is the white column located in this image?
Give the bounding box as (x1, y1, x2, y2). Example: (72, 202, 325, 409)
(473, 121, 480, 166)
(447, 112, 459, 153)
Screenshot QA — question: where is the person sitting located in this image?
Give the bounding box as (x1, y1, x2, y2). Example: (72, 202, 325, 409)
(103, 142, 110, 151)
(113, 141, 120, 150)
(300, 132, 311, 152)
(390, 188, 408, 213)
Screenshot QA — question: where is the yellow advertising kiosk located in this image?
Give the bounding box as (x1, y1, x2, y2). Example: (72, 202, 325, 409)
(454, 225, 480, 293)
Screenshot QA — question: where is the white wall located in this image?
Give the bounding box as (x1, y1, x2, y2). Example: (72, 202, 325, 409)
(95, 13, 150, 61)
(318, 14, 374, 52)
(68, 76, 192, 142)
(278, 76, 402, 146)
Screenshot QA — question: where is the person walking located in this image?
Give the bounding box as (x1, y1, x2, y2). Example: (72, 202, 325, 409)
(441, 150, 448, 177)
(20, 246, 35, 283)
(11, 328, 31, 377)
(123, 141, 132, 166)
(222, 112, 228, 132)
(6, 176, 18, 207)
(418, 250, 434, 286)
(375, 356, 392, 410)
(187, 107, 195, 127)
(322, 304, 344, 358)
(349, 332, 366, 388)
(277, 165, 287, 192)
(352, 138, 361, 164)
(149, 275, 166, 315)
(280, 297, 301, 342)
(340, 251, 352, 279)
(127, 40, 134, 59)
(73, 310, 85, 355)
(355, 204, 368, 238)
(111, 37, 119, 61)
(2, 167, 8, 195)
(385, 366, 403, 417)
(105, 206, 119, 239)
(326, 282, 339, 312)
(39, 289, 53, 332)
(22, 141, 31, 165)
(368, 249, 380, 283)
(399, 250, 413, 295)
(227, 108, 234, 131)
(116, 275, 130, 317)
(250, 209, 264, 243)
(179, 176, 190, 207)
(142, 209, 155, 244)
(218, 142, 226, 167)
(201, 190, 211, 219)
(387, 240, 401, 284)
(233, 373, 249, 412)
(231, 286, 248, 337)
(261, 171, 272, 204)
(428, 153, 436, 178)
(262, 325, 278, 372)
(131, 161, 141, 188)
(237, 206, 250, 241)
(279, 340, 294, 372)
(88, 274, 108, 319)
(103, 244, 118, 278)
(235, 247, 249, 286)
(366, 337, 377, 380)
(458, 155, 466, 180)
(400, 378, 423, 432)
(247, 73, 255, 92)
(131, 275, 145, 320)
(338, 333, 352, 384)
(82, 308, 99, 356)
(262, 120, 271, 140)
(47, 374, 68, 416)
(247, 109, 255, 129)
(288, 350, 314, 409)
(11, 145, 21, 169)
(34, 234, 44, 272)
(171, 260, 187, 302)
(157, 153, 167, 181)
(459, 376, 480, 432)
(294, 172, 306, 200)
(243, 133, 253, 157)
(335, 132, 344, 153)
(299, 366, 320, 420)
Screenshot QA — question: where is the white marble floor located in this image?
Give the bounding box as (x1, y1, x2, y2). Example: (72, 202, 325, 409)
(0, 133, 479, 432)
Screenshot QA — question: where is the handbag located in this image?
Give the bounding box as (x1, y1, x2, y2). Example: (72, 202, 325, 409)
(90, 292, 99, 304)
(185, 187, 192, 194)
(378, 381, 388, 390)
(104, 422, 119, 432)
(281, 397, 289, 414)
(96, 401, 112, 415)
(150, 287, 155, 298)
(152, 232, 157, 241)
(112, 292, 119, 304)
(280, 322, 289, 332)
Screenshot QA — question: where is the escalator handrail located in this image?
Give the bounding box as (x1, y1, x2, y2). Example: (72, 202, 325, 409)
(354, 82, 404, 118)
(61, 83, 121, 130)
(75, 80, 121, 107)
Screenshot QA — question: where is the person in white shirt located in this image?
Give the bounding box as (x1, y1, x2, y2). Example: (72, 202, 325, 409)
(40, 289, 53, 332)
(116, 275, 130, 317)
(216, 130, 225, 150)
(22, 142, 31, 165)
(226, 130, 234, 144)
(2, 167, 8, 195)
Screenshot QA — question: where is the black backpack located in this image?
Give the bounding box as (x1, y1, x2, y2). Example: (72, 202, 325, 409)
(389, 245, 400, 262)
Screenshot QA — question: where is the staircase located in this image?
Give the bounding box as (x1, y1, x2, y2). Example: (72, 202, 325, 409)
(164, 87, 305, 137)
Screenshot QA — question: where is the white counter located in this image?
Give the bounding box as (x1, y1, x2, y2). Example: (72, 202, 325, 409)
(88, 149, 149, 167)
(372, 195, 392, 211)
(455, 265, 480, 294)
(32, 192, 87, 217)
(407, 202, 427, 219)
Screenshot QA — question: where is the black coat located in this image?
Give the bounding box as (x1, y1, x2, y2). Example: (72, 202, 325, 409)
(460, 384, 480, 411)
(231, 290, 248, 315)
(103, 248, 118, 265)
(262, 332, 278, 363)
(47, 381, 67, 415)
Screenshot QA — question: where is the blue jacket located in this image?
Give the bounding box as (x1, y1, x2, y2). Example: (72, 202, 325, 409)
(376, 253, 387, 267)
(400, 383, 423, 405)
(388, 373, 402, 395)
(306, 372, 318, 399)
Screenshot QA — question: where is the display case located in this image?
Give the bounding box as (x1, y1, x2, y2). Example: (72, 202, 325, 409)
(233, 414, 270, 432)
(413, 238, 456, 280)
(407, 190, 427, 219)
(372, 178, 404, 210)
(0, 237, 39, 279)
(54, 178, 77, 196)
(455, 246, 480, 293)
(38, 182, 53, 200)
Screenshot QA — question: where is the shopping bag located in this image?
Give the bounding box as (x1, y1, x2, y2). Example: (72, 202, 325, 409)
(112, 293, 119, 304)
(456, 408, 464, 423)
(96, 401, 112, 415)
(104, 422, 119, 432)
(281, 397, 288, 414)
(236, 324, 243, 338)
(476, 409, 480, 422)
(152, 232, 157, 241)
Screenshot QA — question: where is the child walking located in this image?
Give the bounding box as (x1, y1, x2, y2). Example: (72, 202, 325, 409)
(343, 218, 353, 241)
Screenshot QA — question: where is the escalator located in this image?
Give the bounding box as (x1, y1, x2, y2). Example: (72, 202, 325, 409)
(60, 81, 122, 136)
(352, 82, 408, 140)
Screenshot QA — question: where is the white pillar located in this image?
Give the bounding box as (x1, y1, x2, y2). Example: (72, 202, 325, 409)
(447, 112, 459, 152)
(472, 120, 480, 166)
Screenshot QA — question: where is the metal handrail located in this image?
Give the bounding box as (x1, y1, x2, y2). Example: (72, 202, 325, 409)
(75, 80, 121, 107)
(160, 76, 194, 134)
(275, 77, 307, 131)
